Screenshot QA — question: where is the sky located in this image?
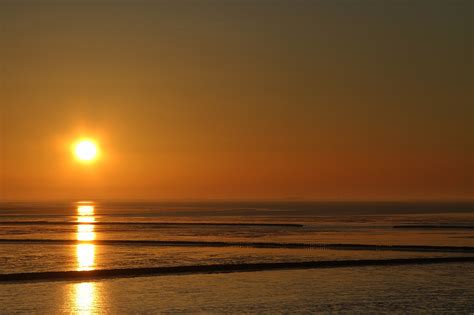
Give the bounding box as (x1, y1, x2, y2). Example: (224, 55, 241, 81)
(0, 0, 472, 201)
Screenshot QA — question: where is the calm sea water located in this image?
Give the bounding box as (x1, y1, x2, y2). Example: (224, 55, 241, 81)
(0, 201, 473, 313)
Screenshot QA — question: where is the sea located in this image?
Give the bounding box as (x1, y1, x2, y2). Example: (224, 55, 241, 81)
(0, 201, 473, 313)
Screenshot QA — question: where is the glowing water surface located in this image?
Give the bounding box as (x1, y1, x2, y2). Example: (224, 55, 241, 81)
(75, 203, 97, 314)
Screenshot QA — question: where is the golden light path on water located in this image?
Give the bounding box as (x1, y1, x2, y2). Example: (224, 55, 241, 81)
(76, 204, 96, 268)
(74, 202, 98, 314)
(74, 282, 96, 315)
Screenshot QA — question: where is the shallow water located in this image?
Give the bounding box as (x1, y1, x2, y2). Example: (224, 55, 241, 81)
(0, 201, 473, 313)
(1, 264, 473, 313)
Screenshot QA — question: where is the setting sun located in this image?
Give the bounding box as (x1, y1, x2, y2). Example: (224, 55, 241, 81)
(74, 140, 99, 162)
(1, 1, 472, 313)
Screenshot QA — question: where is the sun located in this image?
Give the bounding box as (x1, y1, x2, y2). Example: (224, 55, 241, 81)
(74, 140, 99, 162)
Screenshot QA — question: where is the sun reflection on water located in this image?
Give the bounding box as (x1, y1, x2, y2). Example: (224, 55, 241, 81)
(76, 244, 96, 271)
(77, 224, 95, 242)
(77, 205, 94, 216)
(76, 203, 96, 270)
(78, 216, 95, 223)
(74, 282, 96, 315)
(74, 202, 97, 314)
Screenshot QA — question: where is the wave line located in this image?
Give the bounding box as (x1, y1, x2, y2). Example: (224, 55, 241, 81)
(0, 221, 303, 227)
(0, 239, 473, 253)
(1, 257, 473, 283)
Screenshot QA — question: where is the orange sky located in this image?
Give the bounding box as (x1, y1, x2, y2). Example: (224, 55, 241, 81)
(0, 1, 472, 201)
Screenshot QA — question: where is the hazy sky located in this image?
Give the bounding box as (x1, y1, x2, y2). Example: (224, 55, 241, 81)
(0, 0, 472, 201)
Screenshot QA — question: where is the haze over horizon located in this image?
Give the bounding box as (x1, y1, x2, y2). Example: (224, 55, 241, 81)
(1, 0, 472, 201)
